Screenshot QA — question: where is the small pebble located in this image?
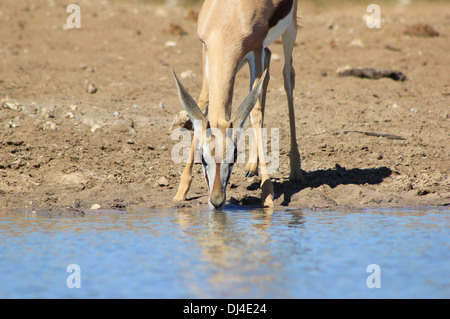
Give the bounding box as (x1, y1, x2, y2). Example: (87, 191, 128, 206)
(43, 121, 57, 131)
(165, 41, 177, 47)
(271, 53, 281, 61)
(158, 176, 169, 186)
(1, 99, 22, 111)
(373, 153, 383, 160)
(41, 106, 55, 118)
(65, 112, 74, 119)
(348, 38, 364, 47)
(87, 83, 97, 94)
(180, 70, 193, 79)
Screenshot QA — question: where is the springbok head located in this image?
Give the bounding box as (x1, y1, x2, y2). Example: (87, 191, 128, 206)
(172, 70, 267, 210)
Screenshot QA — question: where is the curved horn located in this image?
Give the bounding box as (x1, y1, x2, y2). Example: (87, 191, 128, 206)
(172, 69, 207, 126)
(231, 69, 268, 129)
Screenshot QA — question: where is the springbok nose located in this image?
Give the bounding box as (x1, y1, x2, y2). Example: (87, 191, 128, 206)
(210, 193, 225, 210)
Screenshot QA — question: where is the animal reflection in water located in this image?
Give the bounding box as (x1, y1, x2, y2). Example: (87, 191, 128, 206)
(174, 208, 304, 295)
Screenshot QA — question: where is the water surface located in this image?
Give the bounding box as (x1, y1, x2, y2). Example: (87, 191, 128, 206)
(0, 206, 448, 298)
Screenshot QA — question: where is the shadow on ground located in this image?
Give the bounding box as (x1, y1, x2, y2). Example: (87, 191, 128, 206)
(231, 164, 392, 207)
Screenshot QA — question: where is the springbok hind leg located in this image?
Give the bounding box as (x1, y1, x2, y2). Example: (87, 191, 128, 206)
(245, 49, 271, 177)
(282, 24, 304, 182)
(249, 48, 273, 207)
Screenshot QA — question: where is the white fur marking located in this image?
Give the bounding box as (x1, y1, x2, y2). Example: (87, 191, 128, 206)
(263, 4, 294, 48)
(205, 46, 210, 82)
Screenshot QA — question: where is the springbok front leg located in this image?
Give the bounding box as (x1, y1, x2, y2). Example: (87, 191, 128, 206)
(173, 45, 209, 202)
(173, 133, 196, 202)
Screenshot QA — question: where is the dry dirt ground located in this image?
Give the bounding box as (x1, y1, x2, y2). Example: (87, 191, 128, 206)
(0, 0, 449, 214)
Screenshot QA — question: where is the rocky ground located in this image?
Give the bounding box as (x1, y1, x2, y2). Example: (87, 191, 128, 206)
(0, 0, 449, 214)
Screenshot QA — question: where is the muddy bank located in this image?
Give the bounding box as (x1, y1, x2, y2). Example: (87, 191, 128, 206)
(0, 0, 449, 213)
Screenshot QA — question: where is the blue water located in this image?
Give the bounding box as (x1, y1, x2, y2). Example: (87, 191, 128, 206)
(0, 206, 448, 298)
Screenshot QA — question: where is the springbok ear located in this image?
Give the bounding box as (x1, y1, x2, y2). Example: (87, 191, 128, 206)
(231, 69, 268, 129)
(172, 69, 207, 132)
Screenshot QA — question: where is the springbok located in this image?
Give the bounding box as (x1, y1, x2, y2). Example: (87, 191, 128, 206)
(172, 0, 303, 210)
